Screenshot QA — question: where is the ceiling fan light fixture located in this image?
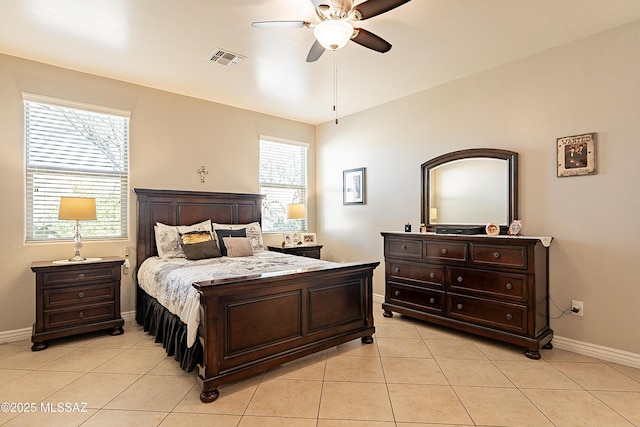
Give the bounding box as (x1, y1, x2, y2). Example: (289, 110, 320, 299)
(313, 19, 353, 50)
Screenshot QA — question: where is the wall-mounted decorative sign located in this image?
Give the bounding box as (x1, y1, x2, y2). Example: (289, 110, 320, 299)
(343, 167, 366, 205)
(557, 132, 597, 177)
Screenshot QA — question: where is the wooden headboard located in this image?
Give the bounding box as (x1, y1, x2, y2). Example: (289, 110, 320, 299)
(133, 188, 264, 268)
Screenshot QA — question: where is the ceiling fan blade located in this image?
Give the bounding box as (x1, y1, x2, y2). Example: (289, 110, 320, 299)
(351, 0, 411, 20)
(306, 39, 326, 62)
(251, 21, 310, 29)
(351, 28, 392, 53)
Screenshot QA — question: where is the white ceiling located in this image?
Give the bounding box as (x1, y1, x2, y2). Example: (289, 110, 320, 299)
(2, 0, 640, 125)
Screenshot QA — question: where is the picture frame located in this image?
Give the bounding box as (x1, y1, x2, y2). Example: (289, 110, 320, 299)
(300, 232, 317, 245)
(282, 232, 296, 247)
(343, 167, 366, 205)
(557, 132, 597, 177)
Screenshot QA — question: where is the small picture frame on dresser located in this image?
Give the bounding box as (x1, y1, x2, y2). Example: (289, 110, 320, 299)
(300, 233, 317, 245)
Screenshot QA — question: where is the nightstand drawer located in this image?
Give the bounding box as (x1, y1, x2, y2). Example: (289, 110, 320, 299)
(43, 267, 118, 286)
(44, 303, 115, 330)
(44, 283, 115, 309)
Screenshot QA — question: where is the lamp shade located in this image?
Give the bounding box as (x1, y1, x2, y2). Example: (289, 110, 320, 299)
(313, 19, 353, 50)
(58, 197, 97, 221)
(286, 203, 307, 220)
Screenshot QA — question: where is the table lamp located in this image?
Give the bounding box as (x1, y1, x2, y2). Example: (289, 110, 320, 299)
(58, 196, 97, 261)
(286, 203, 306, 244)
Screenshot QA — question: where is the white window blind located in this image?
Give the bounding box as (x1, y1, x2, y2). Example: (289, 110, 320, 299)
(24, 95, 130, 242)
(259, 138, 308, 233)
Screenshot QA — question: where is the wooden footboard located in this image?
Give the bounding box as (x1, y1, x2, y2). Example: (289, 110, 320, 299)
(194, 261, 378, 403)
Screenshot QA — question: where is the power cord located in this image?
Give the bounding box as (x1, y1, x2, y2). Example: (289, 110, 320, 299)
(548, 295, 573, 319)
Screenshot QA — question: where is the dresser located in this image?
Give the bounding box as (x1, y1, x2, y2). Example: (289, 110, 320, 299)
(30, 256, 125, 351)
(381, 232, 553, 359)
(267, 244, 323, 259)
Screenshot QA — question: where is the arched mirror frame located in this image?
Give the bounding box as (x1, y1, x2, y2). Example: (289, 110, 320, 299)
(421, 148, 519, 233)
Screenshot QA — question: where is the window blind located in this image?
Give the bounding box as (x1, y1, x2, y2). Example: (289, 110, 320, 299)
(259, 139, 308, 233)
(24, 95, 130, 242)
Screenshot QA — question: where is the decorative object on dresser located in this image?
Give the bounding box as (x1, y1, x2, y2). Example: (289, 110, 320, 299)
(57, 196, 97, 262)
(268, 244, 323, 259)
(381, 232, 553, 359)
(30, 256, 125, 351)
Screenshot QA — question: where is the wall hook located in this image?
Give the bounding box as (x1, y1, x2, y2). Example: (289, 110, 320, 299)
(196, 166, 208, 183)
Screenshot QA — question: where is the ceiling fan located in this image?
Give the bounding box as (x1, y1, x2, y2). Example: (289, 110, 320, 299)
(252, 0, 411, 62)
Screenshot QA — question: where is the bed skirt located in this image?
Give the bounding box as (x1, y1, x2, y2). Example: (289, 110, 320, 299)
(136, 289, 202, 372)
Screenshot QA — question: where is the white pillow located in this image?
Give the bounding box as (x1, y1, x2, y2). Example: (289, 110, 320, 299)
(155, 219, 212, 258)
(222, 237, 254, 257)
(212, 222, 264, 252)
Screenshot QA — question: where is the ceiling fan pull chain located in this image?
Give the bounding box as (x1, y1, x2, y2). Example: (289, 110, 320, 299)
(333, 51, 339, 124)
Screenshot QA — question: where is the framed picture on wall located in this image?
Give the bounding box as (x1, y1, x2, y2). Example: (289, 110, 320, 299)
(343, 167, 366, 205)
(557, 132, 597, 177)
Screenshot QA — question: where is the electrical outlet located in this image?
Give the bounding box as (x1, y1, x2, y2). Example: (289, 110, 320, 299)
(571, 300, 584, 317)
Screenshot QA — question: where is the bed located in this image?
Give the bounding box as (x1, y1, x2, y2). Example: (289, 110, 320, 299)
(134, 188, 379, 403)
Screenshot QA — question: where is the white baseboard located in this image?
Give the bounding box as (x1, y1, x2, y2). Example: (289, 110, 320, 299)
(553, 335, 640, 369)
(0, 310, 137, 344)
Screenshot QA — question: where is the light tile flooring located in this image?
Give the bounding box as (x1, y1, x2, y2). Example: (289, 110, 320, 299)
(1, 311, 639, 426)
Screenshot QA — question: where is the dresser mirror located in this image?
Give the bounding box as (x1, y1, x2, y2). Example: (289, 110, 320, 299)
(421, 148, 518, 232)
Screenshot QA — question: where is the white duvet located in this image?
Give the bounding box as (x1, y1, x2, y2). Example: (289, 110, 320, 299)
(137, 250, 333, 347)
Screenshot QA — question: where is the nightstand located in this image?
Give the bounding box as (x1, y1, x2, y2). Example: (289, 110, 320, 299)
(30, 256, 125, 351)
(267, 245, 323, 259)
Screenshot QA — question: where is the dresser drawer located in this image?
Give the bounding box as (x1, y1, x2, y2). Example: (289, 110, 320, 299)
(387, 261, 444, 289)
(43, 303, 115, 330)
(447, 294, 527, 334)
(388, 282, 444, 315)
(43, 267, 118, 287)
(386, 238, 423, 259)
(470, 244, 527, 270)
(424, 241, 468, 262)
(44, 283, 115, 309)
(447, 268, 527, 303)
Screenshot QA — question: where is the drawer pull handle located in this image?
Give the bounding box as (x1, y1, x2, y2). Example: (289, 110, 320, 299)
(394, 267, 400, 273)
(457, 303, 463, 310)
(429, 272, 435, 279)
(78, 291, 85, 298)
(394, 290, 400, 296)
(79, 311, 85, 318)
(506, 313, 513, 320)
(429, 298, 435, 304)
(401, 245, 407, 250)
(441, 248, 448, 255)
(505, 283, 513, 290)
(78, 273, 85, 279)
(493, 252, 500, 259)
(457, 276, 464, 283)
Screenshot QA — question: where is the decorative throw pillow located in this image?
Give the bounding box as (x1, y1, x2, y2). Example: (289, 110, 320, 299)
(155, 220, 212, 258)
(214, 228, 247, 256)
(213, 222, 264, 252)
(222, 237, 254, 257)
(180, 231, 221, 260)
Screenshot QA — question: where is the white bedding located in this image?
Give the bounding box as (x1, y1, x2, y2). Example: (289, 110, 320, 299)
(137, 250, 334, 347)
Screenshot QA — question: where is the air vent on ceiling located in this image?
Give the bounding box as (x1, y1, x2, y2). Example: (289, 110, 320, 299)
(210, 49, 245, 67)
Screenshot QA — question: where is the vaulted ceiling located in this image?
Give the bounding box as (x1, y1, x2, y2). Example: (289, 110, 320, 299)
(2, 0, 640, 124)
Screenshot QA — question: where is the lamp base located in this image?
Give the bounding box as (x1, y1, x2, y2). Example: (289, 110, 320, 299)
(68, 255, 87, 262)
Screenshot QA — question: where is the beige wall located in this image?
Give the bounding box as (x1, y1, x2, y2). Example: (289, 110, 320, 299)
(0, 54, 316, 333)
(316, 21, 640, 354)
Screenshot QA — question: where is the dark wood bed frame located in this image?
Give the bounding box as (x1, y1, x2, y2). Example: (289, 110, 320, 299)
(134, 188, 379, 403)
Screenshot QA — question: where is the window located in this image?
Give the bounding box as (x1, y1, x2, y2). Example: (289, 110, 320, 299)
(259, 138, 308, 233)
(24, 94, 130, 242)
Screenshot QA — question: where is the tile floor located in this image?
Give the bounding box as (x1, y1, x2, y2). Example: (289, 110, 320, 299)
(1, 311, 639, 426)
